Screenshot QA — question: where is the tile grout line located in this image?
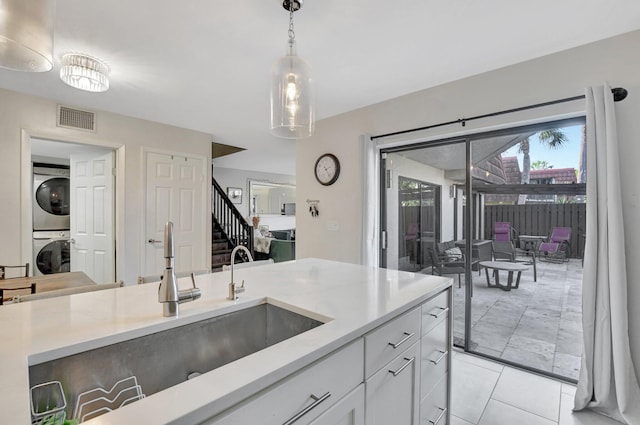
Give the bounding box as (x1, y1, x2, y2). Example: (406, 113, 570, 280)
(474, 363, 504, 424)
(486, 365, 563, 424)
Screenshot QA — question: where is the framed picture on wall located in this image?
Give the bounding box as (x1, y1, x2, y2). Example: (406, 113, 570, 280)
(227, 187, 242, 204)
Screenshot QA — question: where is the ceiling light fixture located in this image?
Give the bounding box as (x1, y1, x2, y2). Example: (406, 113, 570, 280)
(270, 0, 314, 139)
(60, 53, 110, 92)
(0, 0, 55, 72)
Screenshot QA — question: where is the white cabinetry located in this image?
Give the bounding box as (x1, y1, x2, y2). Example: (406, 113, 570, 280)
(205, 288, 451, 425)
(420, 289, 451, 424)
(364, 307, 422, 425)
(205, 339, 364, 425)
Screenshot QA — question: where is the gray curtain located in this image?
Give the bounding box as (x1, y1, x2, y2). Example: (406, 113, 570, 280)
(574, 84, 640, 423)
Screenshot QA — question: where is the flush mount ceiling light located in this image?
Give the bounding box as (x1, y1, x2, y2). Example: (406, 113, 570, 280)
(0, 0, 55, 72)
(270, 0, 315, 139)
(60, 53, 110, 92)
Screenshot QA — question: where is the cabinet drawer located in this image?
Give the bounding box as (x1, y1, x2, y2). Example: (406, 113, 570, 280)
(421, 320, 448, 398)
(365, 307, 421, 378)
(365, 341, 420, 425)
(421, 290, 449, 336)
(207, 339, 364, 425)
(420, 374, 448, 425)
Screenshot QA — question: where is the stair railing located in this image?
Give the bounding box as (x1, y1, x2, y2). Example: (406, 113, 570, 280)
(212, 178, 254, 257)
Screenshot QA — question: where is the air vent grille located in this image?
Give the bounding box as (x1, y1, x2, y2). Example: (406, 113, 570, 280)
(57, 105, 96, 132)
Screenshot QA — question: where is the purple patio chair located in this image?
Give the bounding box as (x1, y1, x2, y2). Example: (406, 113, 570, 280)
(538, 227, 571, 262)
(493, 222, 513, 242)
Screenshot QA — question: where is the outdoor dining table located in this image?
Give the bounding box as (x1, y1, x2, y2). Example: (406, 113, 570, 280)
(479, 260, 530, 292)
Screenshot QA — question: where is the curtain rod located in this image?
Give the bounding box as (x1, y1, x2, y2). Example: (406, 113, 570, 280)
(371, 87, 628, 141)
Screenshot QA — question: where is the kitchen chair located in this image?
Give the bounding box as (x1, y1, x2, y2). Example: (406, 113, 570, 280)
(13, 281, 123, 303)
(222, 259, 274, 271)
(0, 263, 30, 280)
(0, 263, 34, 305)
(0, 283, 36, 305)
(137, 269, 209, 284)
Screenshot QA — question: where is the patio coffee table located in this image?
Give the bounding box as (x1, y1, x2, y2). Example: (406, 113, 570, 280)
(479, 261, 530, 291)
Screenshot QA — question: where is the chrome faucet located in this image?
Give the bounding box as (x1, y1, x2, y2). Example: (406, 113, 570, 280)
(228, 245, 254, 300)
(158, 221, 201, 316)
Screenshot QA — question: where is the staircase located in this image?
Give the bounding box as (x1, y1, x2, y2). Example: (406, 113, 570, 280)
(211, 220, 234, 271)
(211, 178, 254, 271)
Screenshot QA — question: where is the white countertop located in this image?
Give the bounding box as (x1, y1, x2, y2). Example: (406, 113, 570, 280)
(1, 258, 450, 424)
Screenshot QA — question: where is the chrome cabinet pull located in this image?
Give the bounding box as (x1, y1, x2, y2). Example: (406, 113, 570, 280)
(388, 357, 415, 377)
(429, 407, 447, 424)
(429, 350, 448, 365)
(282, 391, 331, 425)
(148, 238, 161, 244)
(428, 307, 449, 318)
(388, 331, 414, 349)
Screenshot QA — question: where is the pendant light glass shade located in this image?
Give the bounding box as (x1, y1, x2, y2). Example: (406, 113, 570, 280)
(0, 0, 55, 72)
(270, 41, 315, 138)
(60, 54, 110, 92)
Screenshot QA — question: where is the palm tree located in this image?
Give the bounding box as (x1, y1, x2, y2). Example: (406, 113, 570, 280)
(531, 160, 553, 170)
(520, 129, 569, 184)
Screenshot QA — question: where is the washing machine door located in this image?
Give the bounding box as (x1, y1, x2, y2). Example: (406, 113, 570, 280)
(33, 171, 70, 231)
(35, 239, 71, 274)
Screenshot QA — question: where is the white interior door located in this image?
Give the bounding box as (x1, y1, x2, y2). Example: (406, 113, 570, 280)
(144, 152, 205, 276)
(70, 150, 115, 284)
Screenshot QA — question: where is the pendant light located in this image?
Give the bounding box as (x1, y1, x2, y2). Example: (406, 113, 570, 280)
(0, 0, 55, 72)
(270, 0, 315, 139)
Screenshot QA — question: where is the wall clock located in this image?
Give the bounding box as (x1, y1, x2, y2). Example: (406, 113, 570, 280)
(314, 153, 341, 186)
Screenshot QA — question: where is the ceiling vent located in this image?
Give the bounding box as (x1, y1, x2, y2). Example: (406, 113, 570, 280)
(57, 105, 96, 132)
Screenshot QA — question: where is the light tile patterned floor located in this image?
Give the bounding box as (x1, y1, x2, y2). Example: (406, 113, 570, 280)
(451, 351, 622, 425)
(450, 258, 584, 380)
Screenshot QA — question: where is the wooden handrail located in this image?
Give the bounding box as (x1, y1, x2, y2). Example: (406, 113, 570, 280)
(212, 178, 254, 258)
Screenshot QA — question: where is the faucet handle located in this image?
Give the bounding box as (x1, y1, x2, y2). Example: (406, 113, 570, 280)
(228, 280, 245, 300)
(190, 272, 197, 289)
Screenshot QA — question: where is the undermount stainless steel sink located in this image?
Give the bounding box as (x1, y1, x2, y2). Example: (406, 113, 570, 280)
(29, 302, 325, 421)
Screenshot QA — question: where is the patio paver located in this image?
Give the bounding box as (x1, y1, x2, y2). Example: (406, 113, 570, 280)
(445, 258, 583, 380)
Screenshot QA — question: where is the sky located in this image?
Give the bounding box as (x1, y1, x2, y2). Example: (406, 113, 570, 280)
(502, 124, 582, 170)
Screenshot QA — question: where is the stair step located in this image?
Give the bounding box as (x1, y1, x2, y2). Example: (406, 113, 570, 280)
(212, 252, 231, 266)
(212, 242, 230, 251)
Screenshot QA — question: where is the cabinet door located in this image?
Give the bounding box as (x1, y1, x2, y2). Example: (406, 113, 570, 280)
(365, 341, 420, 425)
(310, 385, 365, 425)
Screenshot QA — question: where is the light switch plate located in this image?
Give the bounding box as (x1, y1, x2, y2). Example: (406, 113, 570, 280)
(326, 220, 339, 231)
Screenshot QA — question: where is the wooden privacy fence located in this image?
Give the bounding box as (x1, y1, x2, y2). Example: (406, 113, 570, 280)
(484, 204, 586, 258)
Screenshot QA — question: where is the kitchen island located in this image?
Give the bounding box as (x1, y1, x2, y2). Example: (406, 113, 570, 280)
(1, 258, 451, 424)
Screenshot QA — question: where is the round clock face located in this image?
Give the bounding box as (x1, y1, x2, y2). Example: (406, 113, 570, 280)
(314, 153, 340, 186)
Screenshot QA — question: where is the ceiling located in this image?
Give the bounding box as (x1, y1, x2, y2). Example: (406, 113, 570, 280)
(2, 1, 640, 176)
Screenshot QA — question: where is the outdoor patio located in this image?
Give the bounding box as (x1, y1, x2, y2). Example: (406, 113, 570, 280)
(444, 258, 583, 381)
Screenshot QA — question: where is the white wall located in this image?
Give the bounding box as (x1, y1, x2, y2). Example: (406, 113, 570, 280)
(297, 30, 640, 378)
(0, 88, 212, 285)
(212, 166, 296, 230)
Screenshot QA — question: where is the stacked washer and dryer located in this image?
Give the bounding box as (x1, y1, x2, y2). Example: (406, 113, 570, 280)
(32, 164, 71, 275)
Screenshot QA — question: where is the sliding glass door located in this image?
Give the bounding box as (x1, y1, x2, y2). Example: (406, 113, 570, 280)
(396, 176, 441, 272)
(379, 117, 585, 382)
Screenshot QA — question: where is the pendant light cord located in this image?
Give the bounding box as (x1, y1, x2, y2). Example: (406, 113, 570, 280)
(288, 2, 296, 46)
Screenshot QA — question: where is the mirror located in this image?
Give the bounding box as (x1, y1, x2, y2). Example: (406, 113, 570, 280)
(249, 180, 296, 215)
